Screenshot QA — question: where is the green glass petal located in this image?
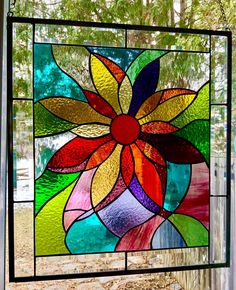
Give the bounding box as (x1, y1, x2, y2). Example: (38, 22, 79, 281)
(35, 170, 80, 215)
(65, 213, 119, 254)
(35, 179, 78, 256)
(171, 82, 209, 128)
(173, 120, 210, 164)
(164, 162, 191, 212)
(88, 46, 142, 71)
(168, 214, 208, 247)
(35, 102, 77, 137)
(127, 50, 167, 84)
(34, 44, 86, 102)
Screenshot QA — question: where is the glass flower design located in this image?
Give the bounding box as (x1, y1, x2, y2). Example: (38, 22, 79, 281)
(35, 44, 210, 256)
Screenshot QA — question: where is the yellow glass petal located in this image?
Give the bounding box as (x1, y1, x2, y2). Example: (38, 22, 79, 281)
(71, 124, 110, 138)
(91, 144, 122, 207)
(40, 98, 111, 125)
(135, 91, 162, 119)
(119, 76, 133, 114)
(139, 94, 196, 125)
(90, 55, 122, 114)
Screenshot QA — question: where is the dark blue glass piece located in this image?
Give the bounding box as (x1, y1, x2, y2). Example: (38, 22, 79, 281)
(128, 59, 160, 116)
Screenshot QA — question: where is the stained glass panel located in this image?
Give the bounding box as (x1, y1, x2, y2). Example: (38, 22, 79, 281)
(8, 18, 231, 282)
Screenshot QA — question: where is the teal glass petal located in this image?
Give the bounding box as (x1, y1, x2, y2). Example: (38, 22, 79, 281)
(34, 44, 86, 102)
(87, 46, 143, 71)
(66, 213, 119, 254)
(164, 162, 191, 212)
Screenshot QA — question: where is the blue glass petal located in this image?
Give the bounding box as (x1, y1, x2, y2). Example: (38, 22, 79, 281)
(98, 189, 154, 237)
(87, 47, 143, 71)
(128, 59, 160, 116)
(164, 162, 191, 212)
(65, 213, 119, 254)
(152, 219, 186, 249)
(34, 44, 86, 102)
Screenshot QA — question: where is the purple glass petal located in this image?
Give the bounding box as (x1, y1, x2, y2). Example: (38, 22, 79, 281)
(128, 60, 160, 116)
(129, 177, 160, 213)
(98, 189, 154, 237)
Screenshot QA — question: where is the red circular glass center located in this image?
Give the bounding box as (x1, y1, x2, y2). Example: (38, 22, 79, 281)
(111, 114, 140, 145)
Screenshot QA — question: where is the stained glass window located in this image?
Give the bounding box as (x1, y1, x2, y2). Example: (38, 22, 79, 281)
(8, 18, 232, 282)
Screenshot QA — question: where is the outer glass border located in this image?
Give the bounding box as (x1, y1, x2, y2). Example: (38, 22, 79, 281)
(7, 16, 232, 283)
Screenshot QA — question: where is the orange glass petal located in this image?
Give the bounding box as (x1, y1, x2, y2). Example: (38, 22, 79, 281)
(160, 89, 195, 103)
(135, 91, 163, 119)
(131, 144, 163, 207)
(135, 139, 166, 166)
(86, 140, 117, 170)
(95, 54, 125, 84)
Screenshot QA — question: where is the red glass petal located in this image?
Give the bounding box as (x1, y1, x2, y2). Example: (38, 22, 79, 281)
(84, 90, 117, 119)
(95, 54, 125, 84)
(47, 135, 112, 169)
(86, 140, 117, 170)
(141, 122, 178, 134)
(136, 139, 165, 166)
(131, 144, 163, 207)
(121, 146, 134, 186)
(139, 133, 205, 164)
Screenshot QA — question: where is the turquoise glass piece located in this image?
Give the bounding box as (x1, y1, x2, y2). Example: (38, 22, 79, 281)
(34, 44, 86, 102)
(164, 162, 191, 212)
(87, 46, 143, 71)
(152, 219, 186, 249)
(66, 213, 119, 254)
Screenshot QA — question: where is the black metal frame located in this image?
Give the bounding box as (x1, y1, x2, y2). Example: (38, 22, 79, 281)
(7, 16, 232, 283)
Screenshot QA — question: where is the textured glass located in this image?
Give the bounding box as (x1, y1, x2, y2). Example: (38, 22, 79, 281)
(211, 106, 227, 197)
(35, 131, 76, 178)
(128, 247, 208, 269)
(39, 97, 111, 126)
(158, 52, 210, 91)
(211, 36, 228, 104)
(210, 197, 227, 263)
(14, 203, 34, 277)
(34, 44, 210, 260)
(36, 253, 125, 275)
(35, 24, 125, 47)
(127, 30, 210, 52)
(13, 100, 33, 201)
(13, 23, 32, 99)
